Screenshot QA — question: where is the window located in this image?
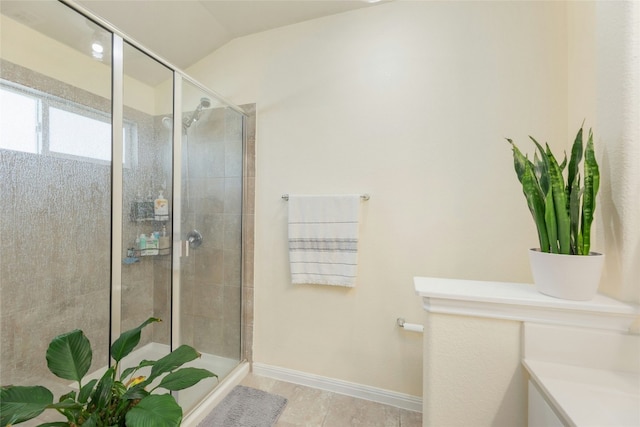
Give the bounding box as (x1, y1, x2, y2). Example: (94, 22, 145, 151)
(0, 80, 136, 166)
(0, 86, 39, 154)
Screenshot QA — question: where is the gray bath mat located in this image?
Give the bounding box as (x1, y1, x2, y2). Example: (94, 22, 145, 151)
(197, 385, 288, 427)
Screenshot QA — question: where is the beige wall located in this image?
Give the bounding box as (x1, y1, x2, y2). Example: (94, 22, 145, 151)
(188, 1, 569, 397)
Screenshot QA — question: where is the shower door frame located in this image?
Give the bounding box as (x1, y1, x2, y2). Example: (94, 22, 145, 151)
(57, 0, 247, 366)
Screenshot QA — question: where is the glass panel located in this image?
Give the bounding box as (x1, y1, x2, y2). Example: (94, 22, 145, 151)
(176, 80, 244, 412)
(119, 42, 173, 373)
(0, 2, 112, 424)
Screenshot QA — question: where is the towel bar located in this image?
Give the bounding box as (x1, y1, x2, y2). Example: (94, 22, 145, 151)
(281, 194, 370, 201)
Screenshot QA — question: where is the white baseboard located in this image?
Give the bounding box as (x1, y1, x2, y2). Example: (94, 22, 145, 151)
(252, 362, 422, 413)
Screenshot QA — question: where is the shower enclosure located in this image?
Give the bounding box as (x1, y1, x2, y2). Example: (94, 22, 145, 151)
(0, 0, 250, 423)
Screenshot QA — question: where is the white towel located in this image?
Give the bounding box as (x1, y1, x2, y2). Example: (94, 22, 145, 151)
(288, 195, 361, 287)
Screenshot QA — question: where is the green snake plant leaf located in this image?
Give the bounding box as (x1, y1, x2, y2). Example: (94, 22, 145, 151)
(544, 190, 558, 253)
(111, 317, 161, 363)
(510, 139, 549, 251)
(582, 129, 600, 255)
(45, 329, 92, 384)
(144, 345, 201, 385)
(546, 144, 571, 254)
(125, 394, 183, 427)
(558, 153, 567, 172)
(567, 126, 584, 192)
(521, 162, 549, 252)
(569, 175, 583, 255)
(506, 138, 529, 184)
(0, 385, 53, 426)
(533, 151, 550, 195)
(156, 367, 217, 392)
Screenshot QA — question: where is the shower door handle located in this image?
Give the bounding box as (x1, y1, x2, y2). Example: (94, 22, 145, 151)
(187, 230, 203, 248)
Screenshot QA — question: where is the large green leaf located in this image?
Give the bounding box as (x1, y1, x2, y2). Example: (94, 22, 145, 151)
(111, 317, 160, 363)
(89, 367, 116, 412)
(125, 394, 182, 427)
(122, 383, 150, 401)
(121, 359, 156, 382)
(156, 367, 217, 391)
(48, 398, 83, 411)
(78, 378, 98, 404)
(46, 329, 92, 383)
(145, 345, 200, 384)
(0, 385, 53, 426)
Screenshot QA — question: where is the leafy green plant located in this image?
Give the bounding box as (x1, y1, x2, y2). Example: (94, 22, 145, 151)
(507, 125, 600, 255)
(1, 317, 217, 427)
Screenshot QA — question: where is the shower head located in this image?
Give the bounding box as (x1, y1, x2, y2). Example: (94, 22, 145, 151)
(183, 97, 212, 129)
(161, 116, 173, 129)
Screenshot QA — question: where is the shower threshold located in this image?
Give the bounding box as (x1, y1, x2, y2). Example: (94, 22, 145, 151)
(69, 342, 240, 414)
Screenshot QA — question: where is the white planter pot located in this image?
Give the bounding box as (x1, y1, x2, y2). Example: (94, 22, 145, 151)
(528, 249, 604, 301)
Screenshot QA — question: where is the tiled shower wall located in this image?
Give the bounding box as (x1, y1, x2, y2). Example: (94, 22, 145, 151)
(0, 59, 113, 384)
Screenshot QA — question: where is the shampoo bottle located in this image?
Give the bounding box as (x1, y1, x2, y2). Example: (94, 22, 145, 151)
(154, 191, 169, 221)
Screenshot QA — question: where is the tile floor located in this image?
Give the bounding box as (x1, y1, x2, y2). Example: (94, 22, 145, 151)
(240, 373, 423, 427)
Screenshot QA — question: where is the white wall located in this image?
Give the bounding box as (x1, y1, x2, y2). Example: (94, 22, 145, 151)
(188, 1, 569, 398)
(424, 314, 524, 426)
(567, 0, 640, 304)
(593, 1, 640, 304)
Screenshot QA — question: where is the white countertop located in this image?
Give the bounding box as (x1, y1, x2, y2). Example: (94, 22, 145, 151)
(523, 359, 640, 427)
(414, 276, 639, 331)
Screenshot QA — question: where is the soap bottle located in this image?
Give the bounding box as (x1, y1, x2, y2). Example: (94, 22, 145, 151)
(147, 233, 159, 256)
(144, 191, 154, 221)
(135, 235, 140, 255)
(154, 190, 169, 221)
(159, 225, 170, 255)
(134, 193, 144, 221)
(139, 233, 147, 256)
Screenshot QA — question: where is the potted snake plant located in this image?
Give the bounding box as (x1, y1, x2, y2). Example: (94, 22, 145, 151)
(507, 125, 603, 300)
(1, 317, 217, 427)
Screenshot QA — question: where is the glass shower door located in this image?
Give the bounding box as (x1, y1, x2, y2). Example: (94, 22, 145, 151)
(174, 80, 244, 412)
(0, 0, 113, 405)
(117, 41, 174, 373)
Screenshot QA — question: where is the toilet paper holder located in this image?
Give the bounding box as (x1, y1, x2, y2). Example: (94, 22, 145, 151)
(397, 317, 424, 333)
